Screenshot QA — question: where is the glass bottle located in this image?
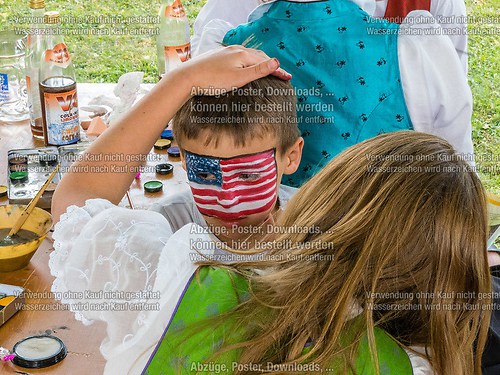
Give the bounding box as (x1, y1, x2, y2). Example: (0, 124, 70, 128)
(39, 11, 80, 147)
(156, 0, 191, 79)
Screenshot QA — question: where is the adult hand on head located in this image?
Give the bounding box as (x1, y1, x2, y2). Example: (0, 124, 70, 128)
(178, 45, 292, 96)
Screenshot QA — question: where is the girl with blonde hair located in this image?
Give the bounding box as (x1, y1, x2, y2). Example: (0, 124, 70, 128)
(144, 131, 492, 374)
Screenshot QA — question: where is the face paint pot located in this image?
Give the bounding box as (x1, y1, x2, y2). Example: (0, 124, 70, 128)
(144, 180, 163, 193)
(12, 335, 67, 368)
(167, 146, 181, 158)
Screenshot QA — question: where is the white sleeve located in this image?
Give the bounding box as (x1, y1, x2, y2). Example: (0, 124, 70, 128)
(192, 0, 260, 56)
(195, 19, 234, 56)
(430, 0, 468, 72)
(398, 11, 474, 163)
(50, 202, 215, 375)
(404, 346, 436, 374)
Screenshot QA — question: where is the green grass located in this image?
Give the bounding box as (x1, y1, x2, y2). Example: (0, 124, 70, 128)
(1, 0, 498, 193)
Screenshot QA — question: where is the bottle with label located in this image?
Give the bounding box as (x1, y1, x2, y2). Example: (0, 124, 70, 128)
(25, 0, 46, 139)
(156, 0, 191, 79)
(39, 11, 80, 147)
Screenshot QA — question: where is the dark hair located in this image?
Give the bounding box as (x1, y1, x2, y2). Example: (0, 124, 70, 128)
(173, 76, 300, 154)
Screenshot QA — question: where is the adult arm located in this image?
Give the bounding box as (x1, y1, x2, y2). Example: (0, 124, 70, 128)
(51, 46, 291, 223)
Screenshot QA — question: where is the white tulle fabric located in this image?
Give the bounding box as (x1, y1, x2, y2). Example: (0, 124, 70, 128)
(49, 199, 216, 374)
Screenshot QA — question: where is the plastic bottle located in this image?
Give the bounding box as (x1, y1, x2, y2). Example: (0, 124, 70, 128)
(39, 11, 80, 146)
(25, 0, 46, 138)
(156, 0, 191, 79)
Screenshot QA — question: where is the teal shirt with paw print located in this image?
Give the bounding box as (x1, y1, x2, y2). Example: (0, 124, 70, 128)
(223, 0, 413, 187)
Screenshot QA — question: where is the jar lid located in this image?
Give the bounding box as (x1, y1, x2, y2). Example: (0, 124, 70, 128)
(29, 0, 45, 9)
(12, 335, 67, 369)
(167, 146, 180, 158)
(160, 129, 174, 140)
(9, 171, 29, 184)
(144, 180, 163, 193)
(9, 155, 28, 165)
(155, 163, 174, 175)
(154, 139, 171, 150)
(0, 185, 7, 198)
(39, 153, 58, 166)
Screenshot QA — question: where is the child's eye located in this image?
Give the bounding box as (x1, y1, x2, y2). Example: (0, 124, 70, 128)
(198, 172, 216, 181)
(239, 173, 261, 181)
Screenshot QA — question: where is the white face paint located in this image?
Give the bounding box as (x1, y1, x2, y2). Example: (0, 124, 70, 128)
(15, 337, 63, 360)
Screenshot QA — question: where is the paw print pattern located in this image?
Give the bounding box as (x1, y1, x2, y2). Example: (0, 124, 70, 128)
(357, 77, 366, 86)
(297, 26, 306, 33)
(285, 10, 292, 18)
(360, 113, 368, 123)
(315, 44, 325, 53)
(319, 116, 327, 124)
(287, 177, 295, 186)
(338, 26, 347, 33)
(277, 41, 286, 50)
(356, 41, 365, 49)
(325, 5, 332, 15)
(297, 94, 307, 103)
(338, 96, 349, 105)
(316, 80, 325, 89)
(321, 150, 331, 159)
(261, 27, 269, 33)
(362, 15, 369, 22)
(302, 130, 311, 137)
(395, 114, 404, 123)
(341, 132, 351, 140)
(303, 165, 313, 173)
(377, 58, 387, 66)
(336, 60, 346, 68)
(296, 59, 306, 67)
(378, 93, 387, 102)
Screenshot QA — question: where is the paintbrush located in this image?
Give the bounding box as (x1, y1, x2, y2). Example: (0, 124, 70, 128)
(6, 165, 60, 239)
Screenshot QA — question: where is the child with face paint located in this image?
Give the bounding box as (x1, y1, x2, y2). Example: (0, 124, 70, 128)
(150, 76, 303, 250)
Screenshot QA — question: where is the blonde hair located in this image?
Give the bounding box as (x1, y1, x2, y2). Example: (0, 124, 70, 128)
(198, 131, 491, 374)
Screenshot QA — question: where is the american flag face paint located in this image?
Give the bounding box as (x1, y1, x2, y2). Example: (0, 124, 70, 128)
(185, 149, 278, 221)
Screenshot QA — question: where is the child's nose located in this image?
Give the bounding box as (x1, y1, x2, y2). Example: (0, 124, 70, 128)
(216, 189, 238, 205)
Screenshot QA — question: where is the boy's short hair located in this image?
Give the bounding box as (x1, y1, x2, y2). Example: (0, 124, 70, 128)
(173, 76, 300, 154)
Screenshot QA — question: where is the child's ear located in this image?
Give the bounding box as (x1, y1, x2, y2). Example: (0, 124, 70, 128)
(283, 137, 304, 175)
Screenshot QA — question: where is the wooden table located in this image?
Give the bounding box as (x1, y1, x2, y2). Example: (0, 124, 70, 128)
(0, 83, 190, 374)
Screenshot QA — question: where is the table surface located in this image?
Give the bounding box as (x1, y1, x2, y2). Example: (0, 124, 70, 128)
(0, 83, 189, 374)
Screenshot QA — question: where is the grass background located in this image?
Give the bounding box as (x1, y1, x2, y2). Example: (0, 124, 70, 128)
(0, 0, 498, 193)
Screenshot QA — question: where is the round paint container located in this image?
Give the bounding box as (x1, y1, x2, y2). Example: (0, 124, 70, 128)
(160, 129, 174, 140)
(144, 180, 163, 193)
(9, 163, 28, 173)
(39, 153, 58, 166)
(8, 155, 28, 165)
(167, 146, 180, 158)
(155, 163, 174, 176)
(0, 185, 7, 198)
(12, 335, 67, 369)
(154, 139, 171, 150)
(9, 171, 29, 184)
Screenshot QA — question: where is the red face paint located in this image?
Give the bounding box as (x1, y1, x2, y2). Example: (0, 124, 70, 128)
(185, 149, 278, 221)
